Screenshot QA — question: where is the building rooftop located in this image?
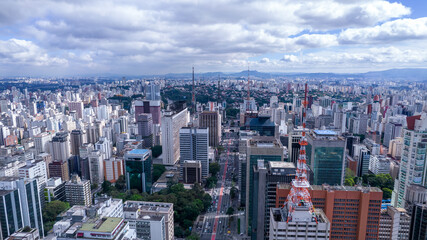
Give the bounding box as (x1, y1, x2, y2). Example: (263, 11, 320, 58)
(277, 183, 382, 193)
(268, 161, 295, 169)
(313, 130, 337, 136)
(126, 149, 150, 156)
(79, 217, 122, 233)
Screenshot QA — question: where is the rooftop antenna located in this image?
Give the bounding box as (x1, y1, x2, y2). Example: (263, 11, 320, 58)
(284, 82, 317, 224)
(217, 74, 221, 105)
(192, 67, 195, 112)
(247, 64, 250, 100)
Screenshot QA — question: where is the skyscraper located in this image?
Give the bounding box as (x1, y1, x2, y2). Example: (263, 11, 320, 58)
(306, 130, 346, 185)
(145, 83, 161, 101)
(0, 177, 44, 238)
(50, 132, 71, 162)
(179, 127, 209, 179)
(252, 161, 296, 239)
(137, 113, 153, 148)
(124, 149, 152, 193)
(392, 115, 427, 208)
(243, 136, 284, 233)
(70, 129, 85, 156)
(409, 203, 427, 240)
(68, 101, 84, 119)
(161, 108, 190, 165)
(199, 111, 221, 148)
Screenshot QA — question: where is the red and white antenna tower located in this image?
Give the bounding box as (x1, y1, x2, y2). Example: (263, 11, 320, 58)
(285, 83, 317, 223)
(192, 67, 195, 111)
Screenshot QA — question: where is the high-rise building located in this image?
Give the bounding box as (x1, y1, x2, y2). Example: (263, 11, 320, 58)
(70, 129, 85, 156)
(48, 160, 70, 181)
(123, 201, 174, 240)
(389, 137, 403, 159)
(34, 131, 53, 154)
(179, 127, 209, 179)
(124, 149, 152, 193)
(103, 157, 123, 183)
(243, 136, 284, 232)
(68, 101, 84, 119)
(65, 175, 92, 206)
(369, 155, 391, 175)
(252, 161, 296, 240)
(409, 203, 427, 240)
(392, 115, 427, 208)
(50, 132, 71, 162)
(199, 111, 222, 147)
(137, 113, 153, 148)
(95, 136, 112, 160)
(135, 100, 161, 125)
(383, 122, 403, 147)
(161, 108, 189, 165)
(182, 160, 202, 184)
(404, 184, 427, 214)
(352, 144, 371, 177)
(0, 189, 23, 239)
(276, 184, 383, 240)
(379, 206, 410, 240)
(306, 130, 346, 185)
(18, 159, 47, 207)
(0, 177, 44, 238)
(145, 83, 161, 101)
(88, 150, 104, 185)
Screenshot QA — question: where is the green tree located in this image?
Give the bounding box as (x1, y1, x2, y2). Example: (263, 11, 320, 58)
(383, 188, 392, 199)
(230, 186, 238, 199)
(344, 178, 355, 186)
(345, 168, 356, 178)
(115, 175, 127, 191)
(152, 145, 163, 158)
(102, 180, 112, 194)
(43, 201, 70, 234)
(153, 164, 166, 182)
(205, 176, 218, 188)
(226, 207, 235, 215)
(186, 233, 200, 240)
(209, 162, 221, 176)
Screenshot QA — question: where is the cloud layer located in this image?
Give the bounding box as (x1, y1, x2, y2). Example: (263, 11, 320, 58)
(0, 0, 425, 75)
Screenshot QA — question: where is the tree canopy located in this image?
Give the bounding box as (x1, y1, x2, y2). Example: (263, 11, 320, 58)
(209, 162, 220, 176)
(43, 201, 70, 235)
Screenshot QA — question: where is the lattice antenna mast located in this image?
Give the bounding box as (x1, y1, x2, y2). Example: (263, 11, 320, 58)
(217, 74, 221, 105)
(285, 83, 317, 223)
(192, 67, 195, 112)
(247, 65, 250, 100)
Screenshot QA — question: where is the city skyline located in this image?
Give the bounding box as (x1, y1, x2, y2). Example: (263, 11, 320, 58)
(0, 0, 427, 76)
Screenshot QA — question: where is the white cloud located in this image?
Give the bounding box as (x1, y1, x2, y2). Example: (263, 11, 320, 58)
(0, 0, 425, 74)
(339, 18, 427, 44)
(0, 39, 67, 66)
(281, 55, 300, 62)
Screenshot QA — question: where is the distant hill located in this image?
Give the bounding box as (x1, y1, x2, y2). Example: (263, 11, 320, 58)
(158, 68, 427, 81)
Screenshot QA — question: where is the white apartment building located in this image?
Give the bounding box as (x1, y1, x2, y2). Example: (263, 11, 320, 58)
(161, 108, 189, 165)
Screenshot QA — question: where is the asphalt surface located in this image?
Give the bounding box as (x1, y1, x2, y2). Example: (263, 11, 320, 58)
(198, 137, 241, 240)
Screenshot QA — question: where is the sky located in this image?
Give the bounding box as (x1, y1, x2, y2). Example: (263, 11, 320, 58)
(0, 0, 427, 76)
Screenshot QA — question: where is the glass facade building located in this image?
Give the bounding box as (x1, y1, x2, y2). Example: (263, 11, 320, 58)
(409, 204, 427, 240)
(0, 189, 22, 239)
(125, 149, 152, 193)
(306, 130, 346, 186)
